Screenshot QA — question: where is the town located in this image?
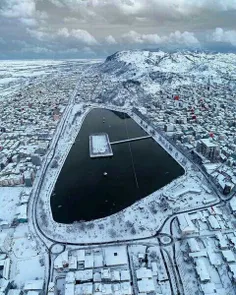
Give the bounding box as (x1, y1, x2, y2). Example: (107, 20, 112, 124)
(1, 50, 236, 295)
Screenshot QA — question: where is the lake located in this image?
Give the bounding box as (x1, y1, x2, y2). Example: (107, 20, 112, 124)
(50, 108, 184, 223)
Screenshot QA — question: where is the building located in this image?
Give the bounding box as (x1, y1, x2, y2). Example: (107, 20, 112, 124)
(196, 138, 220, 162)
(23, 280, 44, 294)
(207, 215, 221, 230)
(222, 250, 236, 263)
(8, 290, 23, 295)
(104, 246, 128, 267)
(195, 258, 211, 283)
(178, 213, 197, 235)
(65, 283, 74, 295)
(15, 204, 28, 223)
(75, 283, 93, 295)
(229, 197, 236, 214)
(0, 279, 11, 294)
(54, 251, 69, 270)
(75, 270, 93, 283)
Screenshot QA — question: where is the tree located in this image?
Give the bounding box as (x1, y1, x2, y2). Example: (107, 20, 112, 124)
(108, 228, 116, 238)
(125, 220, 133, 228)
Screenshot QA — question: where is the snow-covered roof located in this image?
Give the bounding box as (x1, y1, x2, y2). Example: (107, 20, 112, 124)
(207, 251, 222, 266)
(69, 255, 77, 270)
(0, 279, 10, 291)
(120, 270, 130, 281)
(120, 282, 132, 295)
(7, 290, 22, 295)
(136, 267, 152, 279)
(178, 213, 196, 234)
(208, 215, 221, 230)
(2, 258, 10, 280)
(230, 197, 236, 212)
(188, 238, 200, 253)
(216, 233, 228, 249)
(54, 251, 69, 269)
(75, 269, 93, 281)
(101, 268, 111, 280)
(94, 252, 103, 267)
(75, 283, 93, 295)
(195, 258, 210, 282)
(76, 249, 85, 262)
(16, 203, 27, 220)
(85, 254, 93, 268)
(24, 280, 44, 291)
(137, 278, 155, 293)
(65, 283, 75, 295)
(200, 138, 218, 148)
(222, 250, 236, 263)
(111, 270, 120, 281)
(66, 272, 75, 283)
(229, 263, 236, 279)
(104, 246, 128, 266)
(200, 282, 217, 294)
(94, 283, 112, 295)
(27, 292, 40, 295)
(93, 272, 101, 282)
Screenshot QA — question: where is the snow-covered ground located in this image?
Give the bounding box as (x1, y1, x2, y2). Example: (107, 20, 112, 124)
(0, 187, 23, 224)
(0, 59, 102, 99)
(10, 224, 46, 288)
(1, 52, 236, 294)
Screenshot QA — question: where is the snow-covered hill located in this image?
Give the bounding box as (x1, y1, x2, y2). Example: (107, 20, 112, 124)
(81, 49, 236, 106)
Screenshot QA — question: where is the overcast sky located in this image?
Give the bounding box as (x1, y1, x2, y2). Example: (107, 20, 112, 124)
(0, 0, 236, 59)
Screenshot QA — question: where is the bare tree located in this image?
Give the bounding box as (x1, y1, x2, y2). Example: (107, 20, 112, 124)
(108, 228, 117, 238)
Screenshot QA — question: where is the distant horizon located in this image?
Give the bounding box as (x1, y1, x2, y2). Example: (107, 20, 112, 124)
(1, 46, 236, 61)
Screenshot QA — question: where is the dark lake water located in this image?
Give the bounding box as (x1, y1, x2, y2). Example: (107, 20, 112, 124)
(51, 108, 184, 223)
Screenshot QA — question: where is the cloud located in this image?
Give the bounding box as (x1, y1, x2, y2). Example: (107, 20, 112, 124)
(122, 30, 199, 46)
(0, 37, 6, 44)
(122, 31, 162, 44)
(26, 28, 51, 41)
(48, 0, 236, 21)
(168, 31, 200, 46)
(59, 48, 80, 54)
(64, 17, 78, 23)
(26, 26, 98, 46)
(0, 0, 36, 18)
(71, 29, 97, 45)
(21, 46, 53, 54)
(211, 27, 236, 46)
(57, 28, 98, 45)
(122, 31, 145, 44)
(19, 18, 38, 26)
(105, 35, 117, 45)
(57, 27, 70, 38)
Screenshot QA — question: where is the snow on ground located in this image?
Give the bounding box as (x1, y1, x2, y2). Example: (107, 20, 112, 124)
(12, 256, 45, 288)
(0, 187, 23, 224)
(10, 224, 45, 288)
(12, 224, 38, 259)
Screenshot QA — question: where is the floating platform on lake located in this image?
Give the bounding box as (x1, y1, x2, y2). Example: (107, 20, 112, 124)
(89, 133, 113, 158)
